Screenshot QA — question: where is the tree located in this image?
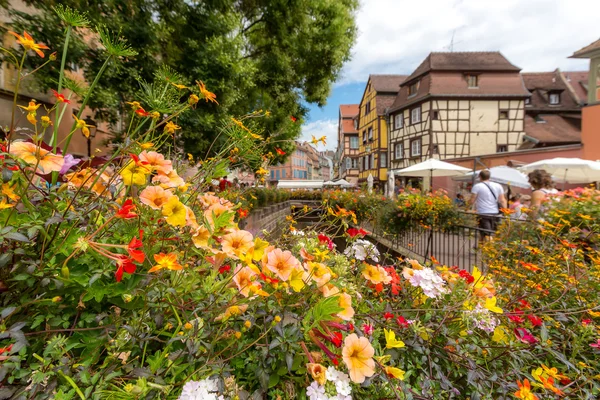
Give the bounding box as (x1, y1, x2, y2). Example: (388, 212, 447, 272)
(4, 0, 358, 158)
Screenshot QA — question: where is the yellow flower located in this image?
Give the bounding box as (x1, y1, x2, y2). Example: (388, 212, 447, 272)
(149, 252, 183, 273)
(384, 366, 405, 380)
(384, 329, 405, 349)
(306, 261, 332, 286)
(234, 331, 242, 339)
(342, 333, 375, 383)
(150, 111, 161, 119)
(255, 167, 269, 176)
(0, 199, 15, 210)
(126, 101, 142, 110)
(196, 80, 218, 104)
(73, 114, 94, 138)
(244, 320, 252, 329)
(161, 196, 187, 227)
(18, 100, 40, 113)
(170, 82, 188, 90)
(192, 225, 211, 249)
(215, 304, 249, 321)
(484, 296, 503, 314)
(492, 326, 509, 343)
(2, 183, 20, 202)
(184, 322, 193, 330)
(289, 266, 308, 292)
(188, 94, 199, 105)
(41, 116, 52, 128)
(252, 237, 270, 261)
(8, 31, 49, 57)
(140, 142, 154, 150)
(120, 161, 151, 186)
(274, 315, 282, 323)
(307, 363, 327, 385)
(362, 264, 392, 285)
(164, 121, 181, 136)
(337, 293, 355, 321)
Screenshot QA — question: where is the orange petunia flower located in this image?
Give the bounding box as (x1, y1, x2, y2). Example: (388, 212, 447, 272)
(337, 293, 355, 321)
(362, 264, 392, 285)
(138, 151, 173, 174)
(9, 141, 64, 174)
(232, 264, 258, 297)
(306, 261, 332, 287)
(222, 230, 254, 258)
(149, 252, 183, 273)
(265, 248, 300, 281)
(152, 169, 185, 188)
(139, 185, 174, 210)
(8, 31, 49, 57)
(319, 283, 340, 298)
(342, 333, 375, 383)
(204, 203, 235, 228)
(192, 225, 211, 249)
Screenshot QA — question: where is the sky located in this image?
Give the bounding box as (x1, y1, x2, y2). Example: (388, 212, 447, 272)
(300, 0, 600, 151)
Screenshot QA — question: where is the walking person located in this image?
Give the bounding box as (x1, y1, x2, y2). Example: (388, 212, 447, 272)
(468, 170, 507, 247)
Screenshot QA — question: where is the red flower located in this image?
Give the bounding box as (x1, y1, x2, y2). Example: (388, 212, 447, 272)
(331, 331, 343, 348)
(582, 318, 592, 326)
(458, 269, 474, 284)
(290, 116, 297, 122)
(332, 357, 339, 366)
(318, 233, 334, 250)
(396, 316, 409, 328)
(347, 323, 354, 332)
(130, 153, 149, 166)
(135, 108, 150, 117)
(518, 299, 531, 309)
(115, 256, 136, 282)
(362, 324, 374, 335)
(527, 315, 543, 327)
(0, 344, 13, 355)
(116, 199, 137, 219)
(347, 228, 369, 238)
(514, 327, 538, 344)
(384, 312, 394, 320)
(52, 89, 71, 104)
(219, 264, 231, 274)
(237, 208, 249, 219)
(275, 148, 286, 155)
(127, 230, 145, 263)
(260, 273, 280, 285)
(374, 283, 384, 293)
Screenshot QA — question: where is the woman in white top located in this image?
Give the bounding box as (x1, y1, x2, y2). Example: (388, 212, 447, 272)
(528, 169, 558, 211)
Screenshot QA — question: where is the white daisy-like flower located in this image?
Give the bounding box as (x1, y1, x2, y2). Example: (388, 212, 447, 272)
(178, 378, 223, 400)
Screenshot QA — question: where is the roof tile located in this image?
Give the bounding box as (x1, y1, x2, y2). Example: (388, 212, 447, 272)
(524, 114, 581, 144)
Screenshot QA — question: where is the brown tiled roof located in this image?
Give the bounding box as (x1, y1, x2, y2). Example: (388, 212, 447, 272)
(340, 104, 359, 118)
(389, 71, 529, 112)
(341, 119, 357, 134)
(524, 114, 581, 144)
(562, 71, 589, 104)
(522, 71, 580, 110)
(370, 75, 407, 93)
(405, 52, 521, 83)
(570, 38, 600, 58)
(376, 94, 398, 115)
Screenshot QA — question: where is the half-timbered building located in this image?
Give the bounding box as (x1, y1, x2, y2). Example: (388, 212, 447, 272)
(388, 52, 530, 172)
(357, 75, 406, 189)
(336, 104, 360, 185)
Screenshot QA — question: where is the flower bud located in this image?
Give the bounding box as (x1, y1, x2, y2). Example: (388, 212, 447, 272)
(49, 52, 57, 61)
(244, 320, 251, 329)
(188, 94, 199, 105)
(52, 296, 62, 303)
(61, 266, 70, 279)
(184, 322, 193, 330)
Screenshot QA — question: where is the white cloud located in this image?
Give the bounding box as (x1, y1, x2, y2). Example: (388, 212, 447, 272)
(339, 0, 598, 84)
(300, 119, 338, 151)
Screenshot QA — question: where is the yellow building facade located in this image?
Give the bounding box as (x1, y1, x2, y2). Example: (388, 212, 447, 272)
(357, 75, 405, 188)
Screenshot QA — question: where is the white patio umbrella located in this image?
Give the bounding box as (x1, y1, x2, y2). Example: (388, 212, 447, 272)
(519, 157, 600, 184)
(367, 174, 374, 193)
(323, 180, 335, 186)
(396, 158, 470, 191)
(387, 170, 395, 198)
(455, 166, 531, 189)
(334, 179, 352, 187)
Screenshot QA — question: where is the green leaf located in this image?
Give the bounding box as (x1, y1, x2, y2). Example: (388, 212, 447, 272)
(5, 232, 29, 242)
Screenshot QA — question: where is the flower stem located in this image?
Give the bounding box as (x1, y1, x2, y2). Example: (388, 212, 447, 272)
(52, 25, 72, 151)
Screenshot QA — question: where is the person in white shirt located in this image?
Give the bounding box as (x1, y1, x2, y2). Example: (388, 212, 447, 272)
(468, 170, 507, 246)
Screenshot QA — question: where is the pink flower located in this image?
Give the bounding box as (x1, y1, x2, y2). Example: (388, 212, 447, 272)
(582, 318, 592, 326)
(514, 328, 538, 344)
(318, 233, 334, 250)
(362, 324, 374, 336)
(589, 339, 600, 349)
(396, 316, 410, 328)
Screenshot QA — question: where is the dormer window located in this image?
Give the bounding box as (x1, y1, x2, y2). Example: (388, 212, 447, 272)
(466, 74, 478, 88)
(525, 97, 531, 106)
(408, 81, 420, 97)
(549, 93, 560, 105)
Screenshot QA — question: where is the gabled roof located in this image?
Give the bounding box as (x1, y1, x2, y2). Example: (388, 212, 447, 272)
(341, 119, 357, 134)
(522, 70, 581, 110)
(404, 52, 521, 83)
(370, 75, 407, 93)
(562, 71, 589, 104)
(570, 38, 600, 58)
(524, 114, 581, 144)
(339, 104, 359, 118)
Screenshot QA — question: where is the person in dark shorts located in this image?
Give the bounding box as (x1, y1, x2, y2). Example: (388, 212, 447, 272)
(468, 170, 507, 246)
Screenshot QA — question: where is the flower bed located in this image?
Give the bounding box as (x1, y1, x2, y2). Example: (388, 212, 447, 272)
(1, 14, 599, 400)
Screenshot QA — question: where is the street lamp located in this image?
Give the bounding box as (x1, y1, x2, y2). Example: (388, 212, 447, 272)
(83, 115, 97, 157)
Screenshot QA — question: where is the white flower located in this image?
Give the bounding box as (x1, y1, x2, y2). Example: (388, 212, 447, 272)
(406, 268, 446, 298)
(344, 239, 380, 262)
(325, 366, 352, 397)
(178, 378, 223, 400)
(306, 381, 326, 400)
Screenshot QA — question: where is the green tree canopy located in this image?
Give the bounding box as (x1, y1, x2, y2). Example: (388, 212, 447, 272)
(5, 0, 358, 158)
